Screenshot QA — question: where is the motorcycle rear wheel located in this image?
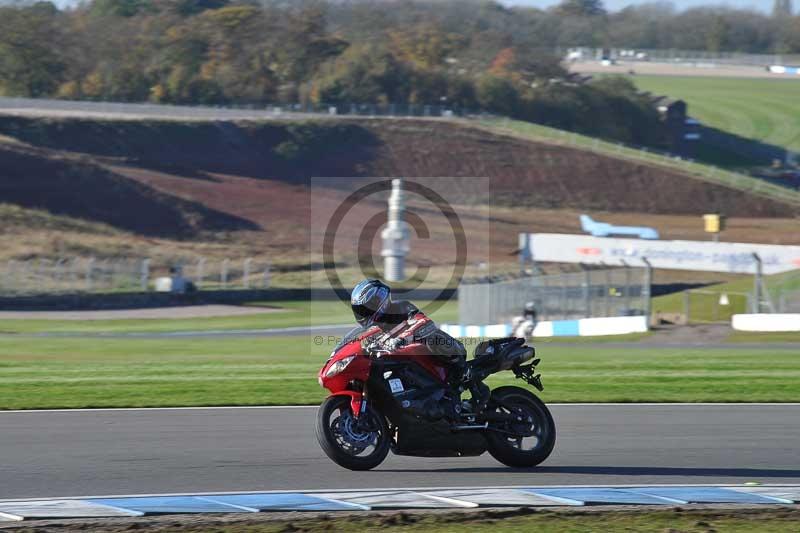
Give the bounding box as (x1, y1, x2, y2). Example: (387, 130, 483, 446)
(485, 386, 556, 468)
(316, 395, 391, 471)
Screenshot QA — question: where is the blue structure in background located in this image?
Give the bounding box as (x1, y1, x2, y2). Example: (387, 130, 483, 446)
(580, 214, 660, 240)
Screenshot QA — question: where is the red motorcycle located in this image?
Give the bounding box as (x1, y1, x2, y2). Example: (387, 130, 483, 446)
(316, 327, 555, 470)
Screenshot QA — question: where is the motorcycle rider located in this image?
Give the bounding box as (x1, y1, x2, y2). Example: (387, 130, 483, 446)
(349, 279, 467, 384)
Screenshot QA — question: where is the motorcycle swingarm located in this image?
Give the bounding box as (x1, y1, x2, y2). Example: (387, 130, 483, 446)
(475, 411, 523, 423)
(477, 408, 538, 438)
(512, 361, 543, 391)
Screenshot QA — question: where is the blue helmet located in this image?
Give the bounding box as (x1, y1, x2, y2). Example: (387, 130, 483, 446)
(351, 279, 391, 328)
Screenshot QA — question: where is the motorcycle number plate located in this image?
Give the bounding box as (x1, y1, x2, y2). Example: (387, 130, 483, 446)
(388, 378, 404, 393)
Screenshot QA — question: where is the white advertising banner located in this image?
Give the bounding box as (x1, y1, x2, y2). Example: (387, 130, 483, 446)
(523, 233, 800, 274)
(732, 314, 800, 332)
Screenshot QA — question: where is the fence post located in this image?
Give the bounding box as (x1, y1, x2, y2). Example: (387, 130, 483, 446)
(624, 265, 632, 313)
(221, 258, 229, 288)
(642, 258, 652, 324)
(54, 258, 64, 285)
(4, 260, 13, 294)
(37, 258, 46, 292)
(263, 263, 271, 288)
(582, 267, 591, 318)
(196, 258, 205, 288)
(86, 258, 95, 291)
(140, 258, 150, 291)
(752, 253, 762, 313)
(243, 258, 252, 289)
(684, 291, 691, 323)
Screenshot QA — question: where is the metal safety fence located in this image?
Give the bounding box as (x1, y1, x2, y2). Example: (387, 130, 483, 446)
(682, 290, 751, 324)
(0, 97, 487, 122)
(770, 270, 800, 314)
(0, 257, 271, 296)
(458, 267, 648, 326)
(561, 47, 798, 67)
(682, 269, 800, 323)
(778, 290, 800, 313)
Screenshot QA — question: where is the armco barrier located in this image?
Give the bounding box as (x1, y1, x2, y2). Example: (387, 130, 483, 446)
(442, 316, 648, 338)
(575, 316, 649, 336)
(732, 313, 800, 332)
(768, 65, 800, 75)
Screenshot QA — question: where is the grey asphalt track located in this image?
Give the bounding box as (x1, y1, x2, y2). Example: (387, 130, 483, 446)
(1, 405, 798, 500)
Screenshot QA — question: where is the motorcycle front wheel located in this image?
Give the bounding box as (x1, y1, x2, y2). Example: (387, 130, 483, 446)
(485, 386, 556, 468)
(315, 395, 391, 471)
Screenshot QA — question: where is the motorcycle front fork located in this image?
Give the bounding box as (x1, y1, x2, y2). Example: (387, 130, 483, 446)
(353, 381, 373, 431)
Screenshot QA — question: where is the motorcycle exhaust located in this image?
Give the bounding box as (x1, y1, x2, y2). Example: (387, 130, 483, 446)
(497, 345, 535, 371)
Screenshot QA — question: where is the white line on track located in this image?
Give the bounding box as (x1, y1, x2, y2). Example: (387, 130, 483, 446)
(1, 403, 799, 414)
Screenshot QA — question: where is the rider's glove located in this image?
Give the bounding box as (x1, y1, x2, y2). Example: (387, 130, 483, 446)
(384, 337, 404, 352)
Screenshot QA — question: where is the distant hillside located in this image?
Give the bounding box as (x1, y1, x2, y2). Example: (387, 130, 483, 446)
(1, 115, 798, 279)
(0, 139, 258, 237)
(0, 116, 796, 222)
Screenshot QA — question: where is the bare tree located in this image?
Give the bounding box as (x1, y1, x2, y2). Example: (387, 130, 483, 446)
(773, 0, 794, 18)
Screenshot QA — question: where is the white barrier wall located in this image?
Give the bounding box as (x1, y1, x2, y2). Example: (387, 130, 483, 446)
(521, 233, 800, 274)
(441, 316, 648, 338)
(732, 314, 800, 332)
(576, 316, 649, 336)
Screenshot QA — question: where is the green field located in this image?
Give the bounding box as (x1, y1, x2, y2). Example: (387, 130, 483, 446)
(630, 75, 800, 153)
(1, 334, 798, 409)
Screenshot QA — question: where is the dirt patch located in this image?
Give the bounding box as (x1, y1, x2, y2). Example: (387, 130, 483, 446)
(1, 117, 795, 217)
(644, 324, 733, 345)
(0, 505, 797, 532)
(0, 142, 257, 238)
(0, 305, 284, 320)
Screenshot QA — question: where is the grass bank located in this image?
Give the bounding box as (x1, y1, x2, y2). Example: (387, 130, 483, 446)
(1, 335, 798, 409)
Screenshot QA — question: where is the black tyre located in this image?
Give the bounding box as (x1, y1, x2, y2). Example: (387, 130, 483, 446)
(485, 386, 556, 468)
(315, 395, 391, 471)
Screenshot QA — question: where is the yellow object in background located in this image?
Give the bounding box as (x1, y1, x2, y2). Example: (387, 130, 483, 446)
(703, 214, 725, 233)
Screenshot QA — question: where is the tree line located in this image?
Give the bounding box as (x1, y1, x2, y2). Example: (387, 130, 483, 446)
(1, 0, 797, 146)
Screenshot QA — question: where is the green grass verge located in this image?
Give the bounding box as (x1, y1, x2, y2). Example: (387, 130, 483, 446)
(1, 334, 799, 409)
(476, 117, 800, 208)
(728, 331, 800, 343)
(146, 508, 800, 533)
(0, 300, 459, 334)
(630, 75, 800, 154)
